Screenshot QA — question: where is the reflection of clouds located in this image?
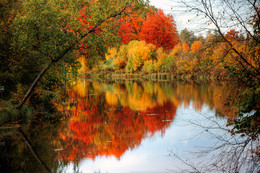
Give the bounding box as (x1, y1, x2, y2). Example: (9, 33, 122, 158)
(182, 139, 188, 145)
(77, 150, 148, 173)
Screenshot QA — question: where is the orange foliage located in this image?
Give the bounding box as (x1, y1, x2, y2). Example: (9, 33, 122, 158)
(191, 41, 203, 54)
(182, 42, 190, 53)
(171, 43, 182, 56)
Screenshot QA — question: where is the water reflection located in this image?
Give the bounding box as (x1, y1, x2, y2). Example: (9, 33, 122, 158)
(60, 80, 178, 162)
(0, 122, 65, 173)
(58, 80, 239, 164)
(0, 80, 246, 173)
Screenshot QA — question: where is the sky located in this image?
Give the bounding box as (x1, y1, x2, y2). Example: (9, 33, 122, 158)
(148, 0, 256, 36)
(149, 0, 194, 34)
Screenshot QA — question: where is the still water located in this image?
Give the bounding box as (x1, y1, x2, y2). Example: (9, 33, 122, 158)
(0, 79, 257, 173)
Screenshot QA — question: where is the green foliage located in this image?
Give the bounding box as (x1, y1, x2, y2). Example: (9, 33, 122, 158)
(238, 87, 260, 114)
(13, 0, 78, 59)
(102, 59, 115, 72)
(0, 0, 21, 72)
(125, 57, 134, 73)
(227, 86, 260, 140)
(142, 60, 154, 73)
(0, 100, 32, 125)
(161, 55, 176, 72)
(179, 28, 196, 46)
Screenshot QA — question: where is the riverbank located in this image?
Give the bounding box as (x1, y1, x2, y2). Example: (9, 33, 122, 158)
(80, 71, 229, 82)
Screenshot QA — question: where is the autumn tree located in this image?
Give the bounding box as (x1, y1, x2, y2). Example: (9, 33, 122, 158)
(11, 0, 148, 109)
(140, 9, 178, 50)
(105, 47, 118, 60)
(225, 29, 239, 41)
(125, 40, 156, 71)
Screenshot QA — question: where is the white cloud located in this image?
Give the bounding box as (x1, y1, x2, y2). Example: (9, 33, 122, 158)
(149, 0, 177, 12)
(148, 0, 194, 33)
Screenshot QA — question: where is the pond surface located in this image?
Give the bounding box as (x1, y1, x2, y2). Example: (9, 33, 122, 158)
(0, 79, 258, 173)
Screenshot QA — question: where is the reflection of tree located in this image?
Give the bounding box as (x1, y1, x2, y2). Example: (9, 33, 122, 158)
(60, 80, 177, 162)
(1, 80, 252, 171)
(0, 120, 67, 173)
(174, 82, 239, 118)
(169, 112, 259, 173)
(60, 79, 248, 164)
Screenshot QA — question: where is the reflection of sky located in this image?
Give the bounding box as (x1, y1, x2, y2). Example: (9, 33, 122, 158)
(63, 102, 228, 173)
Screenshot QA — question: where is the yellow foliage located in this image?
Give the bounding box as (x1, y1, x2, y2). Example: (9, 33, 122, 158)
(119, 44, 128, 59)
(78, 55, 89, 73)
(191, 41, 203, 54)
(154, 59, 163, 72)
(114, 57, 126, 69)
(113, 45, 129, 69)
(170, 43, 182, 56)
(156, 47, 167, 60)
(127, 40, 156, 71)
(106, 91, 118, 106)
(105, 47, 117, 60)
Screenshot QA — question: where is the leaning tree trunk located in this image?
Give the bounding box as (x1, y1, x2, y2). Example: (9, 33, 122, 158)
(16, 4, 130, 109)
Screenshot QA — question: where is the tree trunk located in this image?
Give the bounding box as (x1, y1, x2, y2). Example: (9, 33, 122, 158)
(17, 63, 52, 109)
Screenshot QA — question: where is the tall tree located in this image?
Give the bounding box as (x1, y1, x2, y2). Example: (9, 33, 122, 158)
(140, 9, 178, 50)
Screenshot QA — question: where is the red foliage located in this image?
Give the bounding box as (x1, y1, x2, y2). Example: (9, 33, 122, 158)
(119, 13, 144, 44)
(140, 9, 178, 50)
(60, 88, 177, 162)
(225, 29, 239, 41)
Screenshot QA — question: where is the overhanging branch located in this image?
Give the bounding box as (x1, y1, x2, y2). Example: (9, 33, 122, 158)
(17, 3, 131, 109)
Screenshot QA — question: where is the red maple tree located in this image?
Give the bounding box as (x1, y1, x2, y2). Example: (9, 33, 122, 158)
(140, 9, 178, 50)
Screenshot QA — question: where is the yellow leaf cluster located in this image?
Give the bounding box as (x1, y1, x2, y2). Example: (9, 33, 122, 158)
(127, 40, 156, 71)
(191, 41, 203, 54)
(105, 47, 117, 60)
(170, 43, 182, 56)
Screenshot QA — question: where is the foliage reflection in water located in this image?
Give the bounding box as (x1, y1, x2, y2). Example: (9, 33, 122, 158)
(59, 80, 178, 162)
(0, 79, 258, 173)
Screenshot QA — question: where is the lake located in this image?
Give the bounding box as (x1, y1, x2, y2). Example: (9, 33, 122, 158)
(0, 79, 258, 173)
